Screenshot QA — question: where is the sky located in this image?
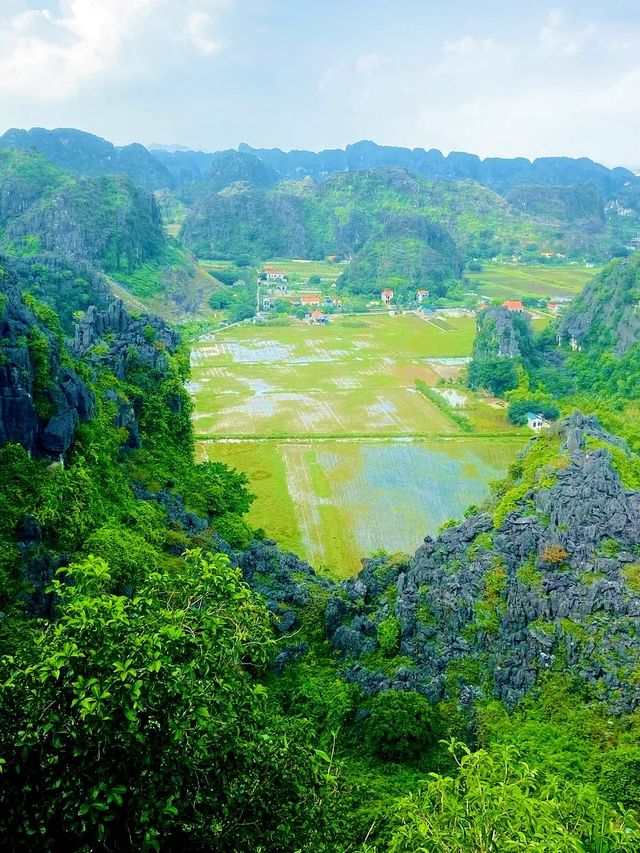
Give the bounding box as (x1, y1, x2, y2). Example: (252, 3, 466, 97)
(0, 1, 639, 167)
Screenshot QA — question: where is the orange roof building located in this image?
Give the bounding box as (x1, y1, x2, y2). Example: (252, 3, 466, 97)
(300, 295, 321, 305)
(502, 300, 525, 312)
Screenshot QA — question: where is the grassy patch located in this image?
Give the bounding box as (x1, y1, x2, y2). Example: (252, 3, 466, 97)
(467, 263, 600, 301)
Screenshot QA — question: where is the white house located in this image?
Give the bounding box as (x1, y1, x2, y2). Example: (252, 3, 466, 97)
(527, 412, 547, 431)
(264, 266, 288, 282)
(381, 289, 394, 304)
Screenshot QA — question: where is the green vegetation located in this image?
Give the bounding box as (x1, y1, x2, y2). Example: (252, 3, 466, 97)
(1, 163, 164, 274)
(0, 552, 337, 850)
(415, 379, 474, 432)
(374, 740, 639, 852)
(466, 261, 601, 301)
(192, 314, 523, 573)
(112, 242, 190, 298)
(339, 215, 463, 300)
(508, 399, 560, 425)
(0, 269, 346, 849)
(180, 168, 619, 301)
(1, 141, 640, 851)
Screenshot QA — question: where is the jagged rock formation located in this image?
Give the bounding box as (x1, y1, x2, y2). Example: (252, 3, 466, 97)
(74, 298, 179, 380)
(558, 254, 640, 355)
(473, 305, 534, 358)
(5, 255, 111, 332)
(0, 249, 182, 459)
(178, 150, 279, 202)
(180, 183, 311, 259)
(323, 414, 640, 711)
(0, 267, 94, 457)
(0, 148, 165, 275)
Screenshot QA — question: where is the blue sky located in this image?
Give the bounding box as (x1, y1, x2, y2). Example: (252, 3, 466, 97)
(0, 1, 639, 166)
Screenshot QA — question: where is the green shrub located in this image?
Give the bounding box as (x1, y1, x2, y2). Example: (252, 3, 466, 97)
(362, 690, 438, 762)
(415, 380, 474, 433)
(382, 742, 640, 852)
(377, 616, 401, 657)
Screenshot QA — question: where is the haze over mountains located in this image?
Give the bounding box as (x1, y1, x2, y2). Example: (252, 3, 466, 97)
(1, 126, 638, 195)
(1, 125, 638, 315)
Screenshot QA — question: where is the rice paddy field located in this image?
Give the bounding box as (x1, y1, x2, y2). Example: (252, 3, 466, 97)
(192, 312, 531, 576)
(467, 263, 600, 301)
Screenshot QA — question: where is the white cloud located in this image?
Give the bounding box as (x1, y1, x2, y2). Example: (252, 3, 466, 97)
(0, 0, 231, 101)
(312, 9, 640, 166)
(187, 12, 220, 56)
(539, 8, 597, 57)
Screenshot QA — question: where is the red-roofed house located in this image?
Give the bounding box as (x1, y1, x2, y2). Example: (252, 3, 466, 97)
(502, 300, 525, 312)
(381, 289, 394, 304)
(547, 302, 560, 314)
(310, 310, 328, 325)
(417, 289, 430, 303)
(300, 295, 321, 306)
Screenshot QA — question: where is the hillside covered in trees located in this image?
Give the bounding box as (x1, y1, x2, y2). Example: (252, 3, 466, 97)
(4, 128, 640, 304)
(0, 129, 640, 850)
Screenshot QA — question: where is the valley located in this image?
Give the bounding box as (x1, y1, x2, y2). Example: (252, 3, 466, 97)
(191, 312, 530, 573)
(1, 114, 640, 851)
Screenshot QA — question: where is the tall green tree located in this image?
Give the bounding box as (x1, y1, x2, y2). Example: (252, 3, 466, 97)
(0, 550, 339, 851)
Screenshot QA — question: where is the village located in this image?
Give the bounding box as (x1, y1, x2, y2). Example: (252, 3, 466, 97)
(254, 261, 570, 328)
(245, 264, 563, 435)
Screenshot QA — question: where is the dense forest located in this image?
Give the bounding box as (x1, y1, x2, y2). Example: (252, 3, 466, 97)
(0, 131, 640, 850)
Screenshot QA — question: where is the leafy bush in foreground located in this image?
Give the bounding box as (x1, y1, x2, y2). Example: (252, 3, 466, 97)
(0, 551, 340, 851)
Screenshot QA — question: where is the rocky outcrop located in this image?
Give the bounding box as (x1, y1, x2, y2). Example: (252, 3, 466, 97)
(74, 298, 180, 381)
(0, 269, 94, 458)
(325, 414, 640, 711)
(0, 127, 173, 191)
(558, 254, 640, 355)
(237, 538, 333, 631)
(473, 305, 534, 359)
(237, 140, 637, 198)
(5, 255, 111, 333)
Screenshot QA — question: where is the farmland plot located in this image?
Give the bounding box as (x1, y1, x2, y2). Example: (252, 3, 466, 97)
(192, 313, 526, 575)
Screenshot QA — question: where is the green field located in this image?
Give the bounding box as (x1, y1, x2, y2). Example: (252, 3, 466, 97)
(197, 437, 523, 576)
(263, 258, 348, 282)
(192, 312, 528, 575)
(467, 263, 600, 300)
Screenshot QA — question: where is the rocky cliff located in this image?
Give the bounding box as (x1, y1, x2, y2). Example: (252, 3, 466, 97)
(74, 297, 180, 382)
(558, 254, 640, 356)
(322, 414, 640, 712)
(0, 148, 165, 276)
(473, 305, 534, 359)
(0, 264, 94, 458)
(238, 141, 638, 197)
(0, 253, 181, 460)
